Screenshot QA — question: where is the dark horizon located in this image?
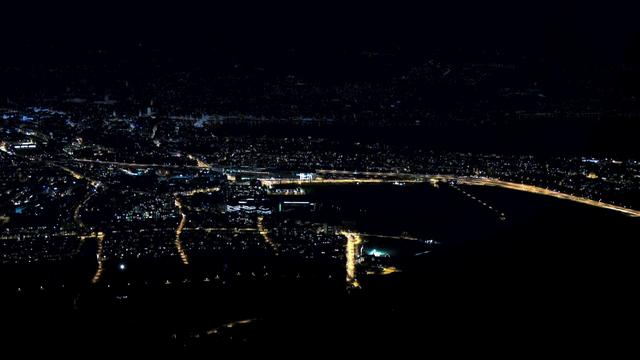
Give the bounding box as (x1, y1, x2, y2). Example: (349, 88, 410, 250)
(4, 2, 640, 156)
(3, 1, 640, 60)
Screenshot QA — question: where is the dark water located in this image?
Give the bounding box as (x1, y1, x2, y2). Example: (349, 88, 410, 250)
(2, 183, 638, 352)
(270, 183, 640, 350)
(292, 183, 639, 274)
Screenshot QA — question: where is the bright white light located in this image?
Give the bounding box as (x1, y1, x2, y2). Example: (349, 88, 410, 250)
(119, 263, 126, 271)
(368, 249, 388, 257)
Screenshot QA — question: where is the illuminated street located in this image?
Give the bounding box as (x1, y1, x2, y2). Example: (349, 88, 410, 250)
(340, 231, 363, 288)
(257, 216, 278, 255)
(90, 232, 106, 284)
(173, 196, 190, 265)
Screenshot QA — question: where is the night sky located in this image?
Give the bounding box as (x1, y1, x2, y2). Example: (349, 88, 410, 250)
(3, 1, 640, 64)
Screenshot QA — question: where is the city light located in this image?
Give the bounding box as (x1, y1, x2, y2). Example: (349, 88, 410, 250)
(340, 231, 363, 288)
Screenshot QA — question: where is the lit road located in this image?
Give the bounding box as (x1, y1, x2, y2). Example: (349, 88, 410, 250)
(380, 266, 401, 275)
(257, 216, 278, 255)
(55, 164, 101, 188)
(340, 231, 363, 288)
(62, 163, 105, 263)
(73, 191, 97, 230)
(67, 158, 210, 170)
(173, 196, 190, 265)
(90, 231, 106, 284)
(171, 186, 222, 265)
